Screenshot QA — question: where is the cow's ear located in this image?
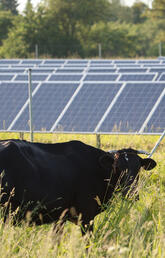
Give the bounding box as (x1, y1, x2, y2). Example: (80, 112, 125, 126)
(141, 158, 157, 170)
(99, 154, 114, 170)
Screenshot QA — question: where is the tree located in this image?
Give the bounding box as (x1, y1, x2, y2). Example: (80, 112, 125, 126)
(0, 10, 13, 45)
(42, 0, 110, 56)
(0, 1, 37, 58)
(150, 0, 165, 49)
(0, 0, 18, 15)
(0, 16, 29, 58)
(152, 0, 165, 18)
(32, 5, 63, 57)
(82, 22, 137, 57)
(80, 20, 160, 58)
(107, 0, 132, 23)
(23, 0, 38, 53)
(131, 1, 148, 24)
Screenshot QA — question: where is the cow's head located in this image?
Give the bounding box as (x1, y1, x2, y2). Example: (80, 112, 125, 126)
(99, 148, 156, 199)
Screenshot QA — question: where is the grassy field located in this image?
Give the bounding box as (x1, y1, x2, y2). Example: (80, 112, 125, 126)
(0, 132, 164, 257)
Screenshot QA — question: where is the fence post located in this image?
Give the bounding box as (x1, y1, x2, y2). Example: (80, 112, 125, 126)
(35, 44, 38, 59)
(98, 43, 102, 58)
(159, 42, 162, 57)
(19, 132, 24, 140)
(28, 68, 34, 142)
(96, 134, 101, 149)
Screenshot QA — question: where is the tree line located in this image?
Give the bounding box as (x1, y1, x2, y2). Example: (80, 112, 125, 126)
(0, 0, 164, 58)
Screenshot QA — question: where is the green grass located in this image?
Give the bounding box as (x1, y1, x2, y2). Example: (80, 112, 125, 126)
(0, 132, 164, 257)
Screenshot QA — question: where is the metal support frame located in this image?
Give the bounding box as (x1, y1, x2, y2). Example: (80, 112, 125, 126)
(148, 130, 165, 158)
(28, 69, 33, 142)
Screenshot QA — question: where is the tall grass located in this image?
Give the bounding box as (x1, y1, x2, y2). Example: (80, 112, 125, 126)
(0, 133, 164, 257)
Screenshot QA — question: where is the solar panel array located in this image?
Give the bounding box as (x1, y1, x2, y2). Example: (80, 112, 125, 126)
(0, 59, 165, 134)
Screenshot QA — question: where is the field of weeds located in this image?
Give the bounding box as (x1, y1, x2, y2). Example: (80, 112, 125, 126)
(0, 132, 164, 257)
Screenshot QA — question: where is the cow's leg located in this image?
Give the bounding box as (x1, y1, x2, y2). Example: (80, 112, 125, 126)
(75, 195, 99, 236)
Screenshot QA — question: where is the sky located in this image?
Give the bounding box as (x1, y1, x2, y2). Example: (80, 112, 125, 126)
(18, 0, 153, 12)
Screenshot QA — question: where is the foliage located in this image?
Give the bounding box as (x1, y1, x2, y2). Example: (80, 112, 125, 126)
(152, 0, 165, 18)
(81, 22, 138, 57)
(0, 15, 31, 58)
(0, 0, 18, 15)
(108, 0, 133, 23)
(150, 0, 165, 48)
(0, 0, 164, 57)
(81, 20, 161, 58)
(0, 10, 13, 46)
(131, 1, 148, 24)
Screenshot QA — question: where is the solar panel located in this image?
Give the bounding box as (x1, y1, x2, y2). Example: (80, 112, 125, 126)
(56, 69, 84, 73)
(0, 74, 15, 81)
(11, 83, 79, 131)
(84, 74, 118, 81)
(48, 74, 82, 81)
(44, 60, 65, 64)
(88, 68, 116, 73)
(90, 64, 115, 68)
(149, 68, 165, 73)
(64, 64, 87, 67)
(118, 68, 147, 73)
(38, 65, 62, 68)
(0, 65, 11, 68)
(144, 95, 165, 133)
(0, 60, 20, 64)
(11, 65, 37, 68)
(0, 68, 26, 73)
(158, 73, 165, 81)
(91, 60, 112, 64)
(0, 82, 38, 130)
(21, 60, 42, 65)
(158, 57, 165, 60)
(114, 60, 136, 64)
(98, 82, 165, 133)
(15, 74, 48, 81)
(143, 64, 165, 67)
(67, 60, 88, 64)
(53, 83, 123, 132)
(149, 68, 165, 80)
(119, 73, 157, 81)
(138, 60, 161, 64)
(117, 64, 141, 68)
(29, 68, 55, 73)
(0, 58, 164, 134)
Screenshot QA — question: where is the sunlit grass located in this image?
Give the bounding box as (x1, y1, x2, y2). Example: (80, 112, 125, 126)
(0, 132, 164, 257)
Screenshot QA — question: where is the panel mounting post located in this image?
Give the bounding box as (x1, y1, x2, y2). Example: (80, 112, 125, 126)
(96, 134, 101, 149)
(28, 68, 34, 142)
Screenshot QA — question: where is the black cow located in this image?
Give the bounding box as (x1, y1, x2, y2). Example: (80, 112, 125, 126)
(0, 139, 156, 233)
